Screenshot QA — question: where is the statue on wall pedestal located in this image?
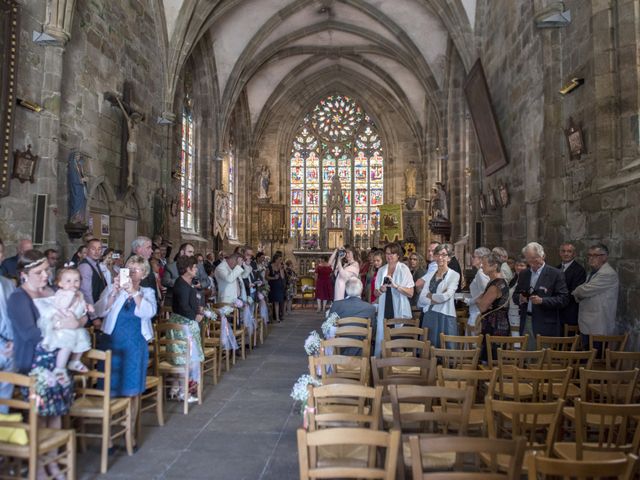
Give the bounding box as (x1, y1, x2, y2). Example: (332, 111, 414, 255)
(113, 96, 143, 188)
(404, 162, 418, 210)
(430, 182, 448, 219)
(67, 151, 88, 224)
(257, 165, 271, 200)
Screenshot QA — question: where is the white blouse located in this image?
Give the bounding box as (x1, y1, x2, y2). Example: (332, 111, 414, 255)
(94, 285, 157, 341)
(417, 268, 460, 318)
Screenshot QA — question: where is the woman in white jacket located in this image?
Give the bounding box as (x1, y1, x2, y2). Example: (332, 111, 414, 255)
(464, 247, 491, 333)
(373, 243, 414, 356)
(417, 244, 460, 348)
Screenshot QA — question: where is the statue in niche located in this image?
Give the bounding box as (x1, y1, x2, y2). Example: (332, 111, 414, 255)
(257, 165, 271, 199)
(404, 162, 417, 198)
(112, 95, 143, 187)
(67, 151, 88, 224)
(430, 182, 448, 219)
(153, 187, 167, 237)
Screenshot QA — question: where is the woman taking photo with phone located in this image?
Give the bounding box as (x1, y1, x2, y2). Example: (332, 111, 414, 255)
(328, 246, 360, 301)
(373, 243, 414, 356)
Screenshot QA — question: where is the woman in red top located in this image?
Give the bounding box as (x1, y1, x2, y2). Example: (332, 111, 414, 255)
(314, 256, 333, 312)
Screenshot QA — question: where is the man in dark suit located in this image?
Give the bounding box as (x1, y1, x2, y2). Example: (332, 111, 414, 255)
(557, 242, 586, 331)
(328, 277, 376, 355)
(513, 242, 569, 347)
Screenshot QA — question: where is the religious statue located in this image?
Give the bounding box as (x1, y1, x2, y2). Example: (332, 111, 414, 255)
(430, 182, 448, 219)
(404, 163, 417, 198)
(67, 151, 88, 224)
(257, 165, 271, 199)
(153, 187, 167, 237)
(112, 96, 143, 187)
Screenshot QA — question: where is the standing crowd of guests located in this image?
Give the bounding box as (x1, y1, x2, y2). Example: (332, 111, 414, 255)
(317, 239, 621, 359)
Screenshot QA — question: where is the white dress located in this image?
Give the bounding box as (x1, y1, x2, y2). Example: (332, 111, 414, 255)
(34, 290, 91, 353)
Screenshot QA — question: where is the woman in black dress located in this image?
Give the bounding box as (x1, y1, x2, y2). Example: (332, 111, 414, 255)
(475, 252, 511, 362)
(266, 254, 286, 322)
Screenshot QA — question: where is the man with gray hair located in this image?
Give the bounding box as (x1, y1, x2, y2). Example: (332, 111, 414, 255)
(572, 243, 619, 349)
(130, 236, 159, 302)
(513, 242, 569, 346)
(328, 277, 376, 355)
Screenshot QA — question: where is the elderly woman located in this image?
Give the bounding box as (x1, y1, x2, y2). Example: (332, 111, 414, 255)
(464, 247, 491, 333)
(475, 252, 510, 361)
(417, 244, 460, 348)
(169, 255, 204, 402)
(328, 246, 360, 301)
(95, 254, 157, 437)
(8, 250, 76, 478)
(373, 243, 414, 356)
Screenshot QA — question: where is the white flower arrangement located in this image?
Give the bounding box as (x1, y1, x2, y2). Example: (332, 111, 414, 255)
(203, 308, 217, 320)
(321, 312, 340, 338)
(219, 306, 234, 316)
(290, 374, 322, 409)
(304, 330, 322, 355)
(246, 296, 254, 305)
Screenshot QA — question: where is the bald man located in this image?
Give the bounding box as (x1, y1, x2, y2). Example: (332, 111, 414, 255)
(0, 239, 33, 280)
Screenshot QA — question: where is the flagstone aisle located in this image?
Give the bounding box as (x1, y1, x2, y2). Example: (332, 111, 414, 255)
(78, 309, 323, 479)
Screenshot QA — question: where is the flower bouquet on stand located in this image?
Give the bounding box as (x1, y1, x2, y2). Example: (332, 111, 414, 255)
(290, 374, 322, 427)
(321, 312, 340, 339)
(256, 283, 270, 325)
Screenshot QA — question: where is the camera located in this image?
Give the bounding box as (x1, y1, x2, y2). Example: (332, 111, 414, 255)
(337, 248, 346, 258)
(519, 287, 536, 299)
(383, 276, 392, 285)
(112, 253, 120, 259)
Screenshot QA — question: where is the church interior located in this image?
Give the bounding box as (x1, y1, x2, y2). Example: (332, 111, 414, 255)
(2, 0, 640, 478)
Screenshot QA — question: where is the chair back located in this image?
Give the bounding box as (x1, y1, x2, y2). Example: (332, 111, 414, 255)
(383, 317, 419, 328)
(335, 325, 372, 344)
(563, 324, 580, 337)
(486, 335, 529, 367)
(526, 451, 637, 480)
(579, 368, 639, 404)
(297, 427, 400, 480)
(382, 338, 430, 358)
(440, 333, 483, 350)
(431, 346, 480, 369)
(337, 317, 370, 327)
(76, 349, 113, 414)
(307, 384, 382, 430)
(437, 366, 498, 404)
(321, 337, 369, 358)
(299, 276, 315, 299)
(389, 384, 473, 434)
(155, 322, 192, 374)
(536, 335, 578, 351)
(485, 397, 564, 456)
(512, 367, 572, 402)
(409, 435, 526, 480)
(308, 355, 369, 385)
(383, 326, 427, 342)
(0, 372, 38, 469)
(371, 356, 436, 388)
(498, 348, 545, 370)
(606, 350, 640, 371)
(590, 333, 629, 359)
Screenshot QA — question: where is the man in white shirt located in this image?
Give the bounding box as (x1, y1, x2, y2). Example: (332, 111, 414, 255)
(214, 253, 251, 303)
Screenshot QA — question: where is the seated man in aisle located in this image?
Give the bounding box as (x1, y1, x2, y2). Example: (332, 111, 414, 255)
(328, 277, 376, 355)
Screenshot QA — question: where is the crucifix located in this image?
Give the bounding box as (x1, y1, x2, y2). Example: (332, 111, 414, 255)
(105, 82, 144, 193)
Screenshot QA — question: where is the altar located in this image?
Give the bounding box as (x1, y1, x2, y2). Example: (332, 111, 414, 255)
(292, 250, 333, 275)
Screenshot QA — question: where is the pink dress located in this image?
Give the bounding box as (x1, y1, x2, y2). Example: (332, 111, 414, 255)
(333, 262, 360, 301)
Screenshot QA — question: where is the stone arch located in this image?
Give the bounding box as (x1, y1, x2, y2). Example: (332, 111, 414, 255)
(85, 176, 117, 215)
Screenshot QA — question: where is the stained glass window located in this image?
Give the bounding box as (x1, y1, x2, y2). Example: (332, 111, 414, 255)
(180, 106, 195, 231)
(289, 95, 384, 237)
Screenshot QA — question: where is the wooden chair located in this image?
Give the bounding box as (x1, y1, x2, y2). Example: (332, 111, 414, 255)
(297, 427, 400, 480)
(512, 367, 573, 402)
(382, 338, 430, 359)
(309, 355, 369, 385)
(155, 322, 202, 415)
(440, 333, 483, 350)
(337, 316, 371, 327)
(390, 385, 473, 478)
(437, 366, 498, 433)
(536, 335, 579, 351)
(431, 346, 480, 370)
(298, 276, 316, 309)
(335, 325, 373, 346)
(213, 303, 246, 364)
(252, 301, 265, 347)
(384, 326, 428, 342)
(322, 337, 369, 358)
(0, 372, 76, 480)
(409, 435, 526, 480)
(138, 375, 164, 438)
(606, 349, 640, 371)
(200, 319, 219, 385)
(563, 324, 580, 337)
(590, 333, 629, 367)
(494, 349, 546, 400)
(484, 397, 564, 474)
(68, 349, 133, 474)
(307, 384, 383, 430)
(526, 451, 638, 480)
(486, 334, 529, 368)
(554, 399, 640, 462)
(544, 349, 595, 400)
(384, 317, 420, 328)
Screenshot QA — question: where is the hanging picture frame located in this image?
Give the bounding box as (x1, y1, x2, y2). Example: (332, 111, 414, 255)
(12, 145, 38, 183)
(498, 183, 509, 207)
(564, 116, 585, 160)
(479, 193, 486, 215)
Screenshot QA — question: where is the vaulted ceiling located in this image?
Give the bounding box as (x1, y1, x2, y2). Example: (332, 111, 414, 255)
(158, 0, 476, 139)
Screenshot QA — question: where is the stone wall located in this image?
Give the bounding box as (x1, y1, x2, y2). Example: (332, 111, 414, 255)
(474, 0, 640, 332)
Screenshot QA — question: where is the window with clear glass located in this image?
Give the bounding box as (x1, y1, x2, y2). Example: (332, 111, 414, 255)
(289, 95, 384, 237)
(179, 106, 195, 231)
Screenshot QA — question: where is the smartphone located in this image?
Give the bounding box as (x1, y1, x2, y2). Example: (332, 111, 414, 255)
(119, 268, 130, 287)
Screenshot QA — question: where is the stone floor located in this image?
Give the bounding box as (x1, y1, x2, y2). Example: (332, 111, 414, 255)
(78, 308, 323, 479)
